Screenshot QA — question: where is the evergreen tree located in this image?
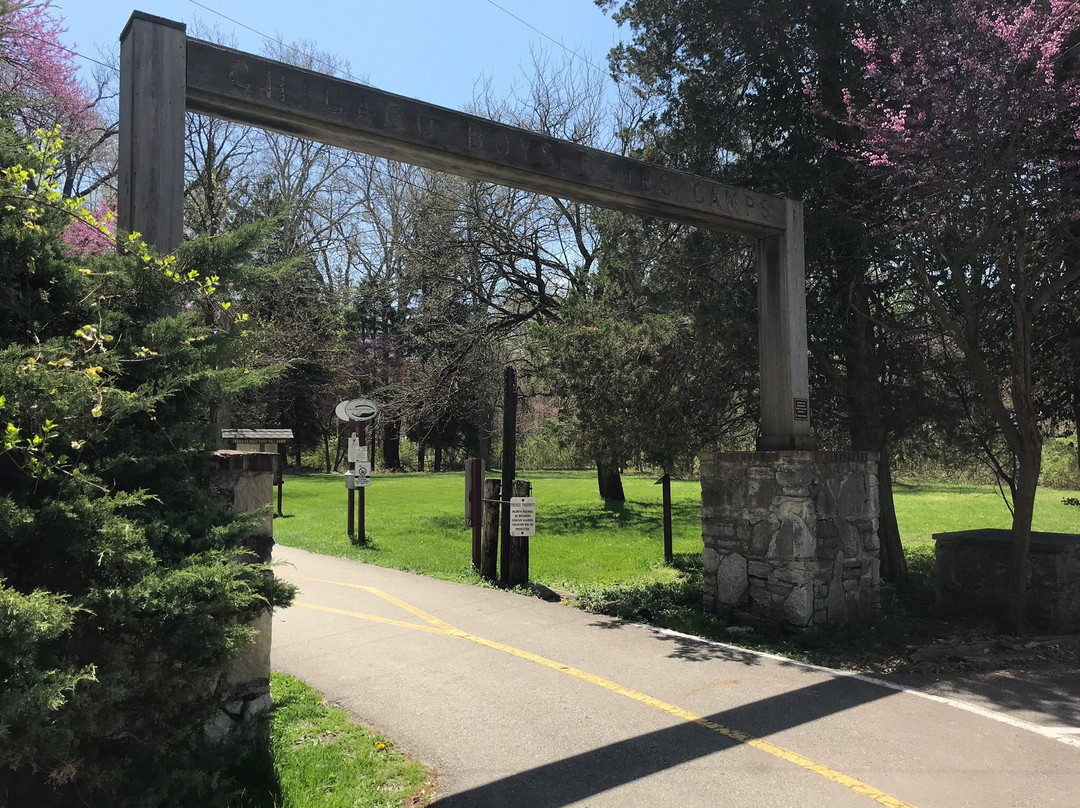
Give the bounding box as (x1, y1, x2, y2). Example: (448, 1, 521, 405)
(0, 127, 293, 806)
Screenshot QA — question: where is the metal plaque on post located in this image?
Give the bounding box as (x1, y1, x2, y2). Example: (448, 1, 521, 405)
(509, 497, 536, 537)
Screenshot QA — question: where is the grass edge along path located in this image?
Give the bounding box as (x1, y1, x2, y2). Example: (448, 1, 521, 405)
(274, 471, 1080, 590)
(272, 471, 1080, 668)
(235, 672, 433, 808)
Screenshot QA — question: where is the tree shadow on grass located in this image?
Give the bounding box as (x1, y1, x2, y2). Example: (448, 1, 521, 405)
(228, 734, 281, 808)
(539, 499, 700, 535)
(576, 552, 730, 649)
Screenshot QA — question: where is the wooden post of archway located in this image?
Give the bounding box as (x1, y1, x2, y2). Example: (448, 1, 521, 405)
(118, 11, 878, 630)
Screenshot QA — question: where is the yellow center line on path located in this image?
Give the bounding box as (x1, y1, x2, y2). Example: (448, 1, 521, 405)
(281, 574, 919, 808)
(293, 602, 450, 635)
(286, 573, 457, 631)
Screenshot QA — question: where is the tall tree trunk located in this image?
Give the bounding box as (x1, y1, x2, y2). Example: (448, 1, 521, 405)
(1071, 344, 1080, 475)
(843, 269, 908, 581)
(434, 445, 443, 472)
(211, 399, 232, 449)
(874, 451, 907, 580)
(417, 442, 426, 472)
(807, 7, 907, 582)
(597, 460, 625, 502)
(1006, 445, 1041, 632)
(1004, 296, 1043, 632)
(383, 419, 402, 470)
(265, 379, 281, 424)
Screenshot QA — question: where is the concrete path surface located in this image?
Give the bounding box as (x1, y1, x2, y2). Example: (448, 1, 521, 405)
(271, 546, 1080, 808)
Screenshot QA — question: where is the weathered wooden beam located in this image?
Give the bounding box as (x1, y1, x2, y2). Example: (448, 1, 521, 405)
(118, 17, 813, 450)
(757, 198, 813, 450)
(118, 12, 186, 253)
(184, 38, 785, 238)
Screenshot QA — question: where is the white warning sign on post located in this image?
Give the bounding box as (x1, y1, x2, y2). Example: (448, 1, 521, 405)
(509, 496, 536, 537)
(355, 462, 372, 487)
(347, 434, 361, 463)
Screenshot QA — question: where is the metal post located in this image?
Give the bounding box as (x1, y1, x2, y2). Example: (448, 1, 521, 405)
(662, 474, 673, 565)
(357, 486, 365, 544)
(347, 487, 355, 539)
(357, 424, 366, 543)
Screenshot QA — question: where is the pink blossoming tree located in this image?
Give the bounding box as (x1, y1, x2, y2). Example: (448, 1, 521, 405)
(0, 0, 94, 133)
(836, 0, 1080, 629)
(0, 0, 115, 201)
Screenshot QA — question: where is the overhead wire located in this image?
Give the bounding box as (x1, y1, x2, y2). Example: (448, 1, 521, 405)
(17, 28, 116, 73)
(185, 0, 611, 85)
(478, 0, 610, 77)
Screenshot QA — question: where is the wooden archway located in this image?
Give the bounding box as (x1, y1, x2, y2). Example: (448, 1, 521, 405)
(118, 11, 811, 449)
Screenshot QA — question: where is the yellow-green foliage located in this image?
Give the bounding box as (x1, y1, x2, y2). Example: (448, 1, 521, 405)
(0, 130, 293, 806)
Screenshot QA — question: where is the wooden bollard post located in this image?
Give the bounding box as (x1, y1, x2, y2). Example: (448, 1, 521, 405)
(661, 474, 673, 565)
(468, 458, 483, 570)
(480, 479, 500, 582)
(508, 479, 532, 588)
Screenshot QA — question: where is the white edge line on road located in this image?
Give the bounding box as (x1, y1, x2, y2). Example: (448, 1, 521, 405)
(649, 626, 1080, 749)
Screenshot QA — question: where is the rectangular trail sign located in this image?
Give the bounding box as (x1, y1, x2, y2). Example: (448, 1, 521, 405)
(509, 497, 536, 537)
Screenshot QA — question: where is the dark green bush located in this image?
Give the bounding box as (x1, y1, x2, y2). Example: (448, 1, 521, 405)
(0, 132, 293, 806)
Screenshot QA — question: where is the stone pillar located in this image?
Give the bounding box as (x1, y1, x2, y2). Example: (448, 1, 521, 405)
(935, 529, 1080, 632)
(701, 451, 880, 630)
(207, 450, 277, 743)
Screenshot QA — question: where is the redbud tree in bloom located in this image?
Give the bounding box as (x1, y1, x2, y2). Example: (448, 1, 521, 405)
(833, 0, 1080, 629)
(0, 0, 96, 133)
(0, 1, 114, 249)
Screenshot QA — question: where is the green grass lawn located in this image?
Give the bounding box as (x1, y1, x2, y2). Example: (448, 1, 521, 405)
(275, 470, 1080, 592)
(892, 478, 1080, 548)
(234, 673, 430, 807)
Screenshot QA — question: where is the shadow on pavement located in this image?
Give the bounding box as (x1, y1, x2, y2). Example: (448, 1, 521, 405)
(883, 669, 1080, 728)
(429, 674, 895, 807)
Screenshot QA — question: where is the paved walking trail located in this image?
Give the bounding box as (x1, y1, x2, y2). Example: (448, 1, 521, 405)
(271, 546, 1080, 808)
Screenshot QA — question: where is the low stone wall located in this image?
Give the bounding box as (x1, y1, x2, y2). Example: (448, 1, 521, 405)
(701, 451, 880, 630)
(207, 450, 278, 743)
(935, 529, 1080, 632)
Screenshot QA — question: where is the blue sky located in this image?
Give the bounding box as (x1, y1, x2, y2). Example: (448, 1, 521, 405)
(53, 0, 625, 112)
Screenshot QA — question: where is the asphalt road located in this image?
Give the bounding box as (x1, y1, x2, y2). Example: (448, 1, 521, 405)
(271, 546, 1080, 808)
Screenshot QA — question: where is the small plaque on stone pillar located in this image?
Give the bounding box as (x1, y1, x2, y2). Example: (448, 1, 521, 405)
(793, 398, 809, 421)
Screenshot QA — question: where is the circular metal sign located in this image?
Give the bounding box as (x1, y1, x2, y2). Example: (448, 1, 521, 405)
(335, 398, 379, 422)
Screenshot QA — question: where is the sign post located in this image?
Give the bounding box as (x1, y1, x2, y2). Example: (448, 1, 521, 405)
(499, 367, 517, 587)
(656, 474, 674, 565)
(466, 458, 484, 570)
(336, 398, 379, 543)
(508, 482, 534, 587)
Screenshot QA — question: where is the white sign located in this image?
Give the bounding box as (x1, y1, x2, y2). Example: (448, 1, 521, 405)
(356, 462, 371, 487)
(356, 446, 369, 464)
(509, 496, 536, 537)
(335, 398, 379, 423)
(347, 434, 361, 463)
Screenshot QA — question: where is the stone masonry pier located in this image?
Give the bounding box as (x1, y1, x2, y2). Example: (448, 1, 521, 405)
(935, 529, 1080, 633)
(701, 451, 880, 630)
